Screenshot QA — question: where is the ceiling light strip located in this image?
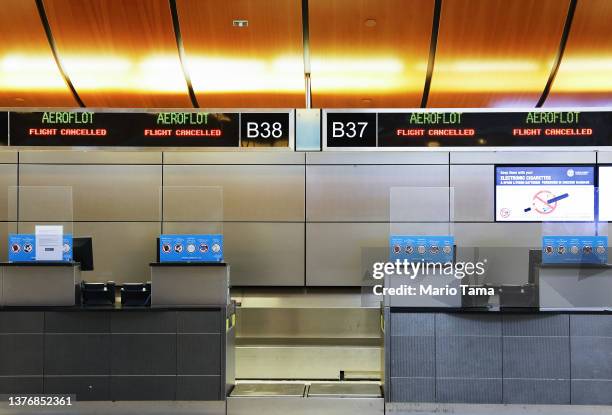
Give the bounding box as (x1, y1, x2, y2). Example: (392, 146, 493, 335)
(169, 0, 199, 108)
(420, 0, 443, 108)
(536, 0, 579, 107)
(35, 0, 85, 107)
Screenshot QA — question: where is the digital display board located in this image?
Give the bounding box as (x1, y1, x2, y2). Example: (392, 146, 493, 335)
(325, 110, 612, 148)
(9, 111, 291, 147)
(495, 166, 595, 222)
(0, 112, 8, 145)
(598, 166, 612, 221)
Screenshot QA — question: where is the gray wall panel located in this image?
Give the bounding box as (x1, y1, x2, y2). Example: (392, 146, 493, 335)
(0, 151, 18, 164)
(0, 222, 16, 263)
(19, 151, 162, 165)
(19, 164, 162, 221)
(163, 165, 304, 222)
(307, 152, 448, 165)
(597, 152, 612, 164)
(450, 151, 596, 164)
(306, 165, 449, 222)
(71, 222, 159, 283)
(164, 151, 305, 165)
(450, 165, 493, 222)
(454, 223, 541, 285)
(164, 222, 304, 286)
(306, 223, 456, 287)
(0, 164, 17, 221)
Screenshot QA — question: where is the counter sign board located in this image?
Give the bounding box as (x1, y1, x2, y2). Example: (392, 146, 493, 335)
(324, 110, 612, 148)
(9, 110, 292, 147)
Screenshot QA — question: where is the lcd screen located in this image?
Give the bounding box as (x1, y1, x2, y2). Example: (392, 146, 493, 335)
(495, 166, 595, 222)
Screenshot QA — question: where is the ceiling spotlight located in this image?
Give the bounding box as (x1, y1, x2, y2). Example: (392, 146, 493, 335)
(233, 20, 249, 28)
(364, 19, 377, 27)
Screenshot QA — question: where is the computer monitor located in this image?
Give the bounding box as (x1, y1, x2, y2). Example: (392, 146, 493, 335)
(73, 237, 94, 271)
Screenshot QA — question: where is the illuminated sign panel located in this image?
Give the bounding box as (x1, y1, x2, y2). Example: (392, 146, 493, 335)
(325, 110, 612, 148)
(9, 111, 291, 147)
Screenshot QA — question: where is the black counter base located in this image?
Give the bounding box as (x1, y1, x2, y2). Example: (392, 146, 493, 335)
(385, 311, 612, 406)
(0, 309, 228, 401)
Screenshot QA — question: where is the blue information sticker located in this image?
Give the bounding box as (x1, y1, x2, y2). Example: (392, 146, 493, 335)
(389, 235, 454, 263)
(159, 234, 223, 262)
(542, 235, 607, 264)
(8, 233, 73, 262)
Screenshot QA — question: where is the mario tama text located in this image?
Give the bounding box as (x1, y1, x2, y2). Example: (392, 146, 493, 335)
(371, 259, 494, 297)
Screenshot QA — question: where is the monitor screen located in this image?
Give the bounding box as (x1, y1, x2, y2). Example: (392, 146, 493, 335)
(598, 166, 612, 221)
(495, 166, 595, 222)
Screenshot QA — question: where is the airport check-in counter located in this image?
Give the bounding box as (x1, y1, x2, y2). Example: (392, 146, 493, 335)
(2, 146, 612, 408)
(0, 261, 235, 404)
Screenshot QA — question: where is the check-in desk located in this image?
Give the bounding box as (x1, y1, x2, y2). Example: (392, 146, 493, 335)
(0, 262, 235, 405)
(0, 262, 81, 306)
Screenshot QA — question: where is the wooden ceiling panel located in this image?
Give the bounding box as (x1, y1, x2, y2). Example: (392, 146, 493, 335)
(546, 0, 612, 107)
(0, 0, 76, 107)
(309, 0, 435, 108)
(428, 0, 570, 108)
(176, 0, 305, 108)
(43, 0, 192, 108)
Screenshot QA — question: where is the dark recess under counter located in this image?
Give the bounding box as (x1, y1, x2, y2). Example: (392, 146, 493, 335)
(0, 307, 234, 401)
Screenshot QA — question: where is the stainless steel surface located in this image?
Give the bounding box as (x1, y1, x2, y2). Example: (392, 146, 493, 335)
(0, 150, 18, 164)
(450, 151, 596, 164)
(306, 222, 451, 286)
(0, 222, 16, 263)
(231, 288, 365, 308)
(16, 221, 160, 283)
(163, 151, 305, 165)
(227, 396, 384, 415)
(296, 109, 321, 152)
(0, 163, 17, 221)
(236, 345, 382, 380)
(306, 151, 448, 165)
(19, 150, 163, 164)
(1, 264, 80, 306)
(164, 222, 305, 286)
(306, 165, 449, 222)
(307, 383, 381, 398)
(151, 264, 229, 306)
(19, 164, 162, 221)
(451, 164, 494, 222)
(597, 151, 612, 163)
(236, 307, 380, 339)
(163, 165, 305, 221)
(230, 383, 305, 397)
(454, 223, 541, 285)
(539, 266, 612, 310)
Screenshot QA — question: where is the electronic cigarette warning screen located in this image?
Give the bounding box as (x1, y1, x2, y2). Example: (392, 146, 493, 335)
(495, 166, 595, 222)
